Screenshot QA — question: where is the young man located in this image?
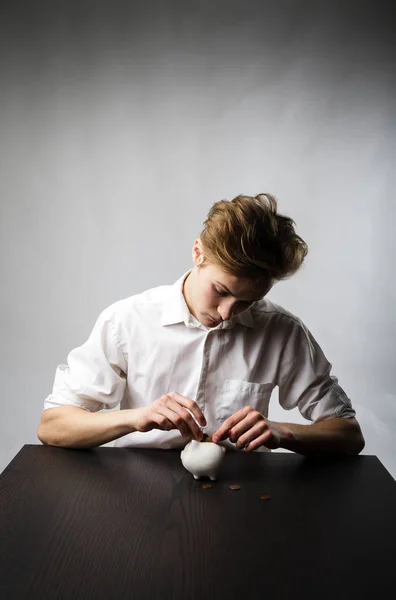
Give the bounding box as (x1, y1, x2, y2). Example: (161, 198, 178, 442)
(37, 193, 365, 454)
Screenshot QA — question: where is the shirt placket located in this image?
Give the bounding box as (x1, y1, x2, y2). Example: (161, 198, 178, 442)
(194, 330, 215, 419)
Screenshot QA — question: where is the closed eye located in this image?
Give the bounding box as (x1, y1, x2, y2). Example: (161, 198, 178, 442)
(214, 285, 253, 307)
(214, 286, 228, 296)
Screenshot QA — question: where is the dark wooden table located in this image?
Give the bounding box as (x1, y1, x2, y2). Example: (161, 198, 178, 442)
(1, 445, 396, 599)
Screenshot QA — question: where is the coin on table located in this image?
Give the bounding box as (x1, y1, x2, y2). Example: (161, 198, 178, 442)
(260, 494, 271, 500)
(202, 483, 213, 489)
(229, 484, 241, 491)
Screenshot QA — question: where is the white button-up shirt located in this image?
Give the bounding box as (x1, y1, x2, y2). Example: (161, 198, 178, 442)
(44, 272, 355, 450)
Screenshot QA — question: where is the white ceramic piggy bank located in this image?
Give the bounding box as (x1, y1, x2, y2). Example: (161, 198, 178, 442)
(180, 439, 226, 480)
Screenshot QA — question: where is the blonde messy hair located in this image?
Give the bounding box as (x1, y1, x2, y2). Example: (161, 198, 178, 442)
(200, 193, 308, 281)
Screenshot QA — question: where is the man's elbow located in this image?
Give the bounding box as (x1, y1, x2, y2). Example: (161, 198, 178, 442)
(37, 425, 47, 445)
(37, 422, 58, 447)
(354, 431, 365, 454)
(37, 412, 64, 447)
(347, 419, 365, 454)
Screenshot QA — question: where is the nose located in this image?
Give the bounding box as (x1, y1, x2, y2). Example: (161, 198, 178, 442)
(218, 298, 237, 321)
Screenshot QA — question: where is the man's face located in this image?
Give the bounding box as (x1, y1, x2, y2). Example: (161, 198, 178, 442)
(186, 262, 272, 328)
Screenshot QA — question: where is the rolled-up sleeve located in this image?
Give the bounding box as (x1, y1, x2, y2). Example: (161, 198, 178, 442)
(276, 319, 356, 422)
(44, 307, 128, 412)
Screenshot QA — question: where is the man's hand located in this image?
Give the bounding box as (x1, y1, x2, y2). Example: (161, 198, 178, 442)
(212, 406, 294, 451)
(133, 392, 206, 441)
(212, 408, 365, 455)
(37, 394, 207, 450)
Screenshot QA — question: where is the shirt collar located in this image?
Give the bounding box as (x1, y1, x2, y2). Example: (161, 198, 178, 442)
(234, 308, 255, 329)
(160, 271, 255, 330)
(160, 271, 192, 327)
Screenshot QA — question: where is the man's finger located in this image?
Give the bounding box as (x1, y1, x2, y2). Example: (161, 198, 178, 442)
(168, 400, 204, 440)
(166, 392, 207, 427)
(234, 420, 268, 449)
(212, 407, 252, 442)
(151, 413, 174, 432)
(245, 429, 277, 452)
(157, 405, 194, 438)
(229, 411, 263, 443)
(160, 401, 203, 440)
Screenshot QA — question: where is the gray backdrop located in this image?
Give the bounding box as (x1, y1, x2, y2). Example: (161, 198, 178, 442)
(1, 0, 395, 476)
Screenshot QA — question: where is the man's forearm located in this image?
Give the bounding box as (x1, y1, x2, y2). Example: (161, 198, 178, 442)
(275, 417, 365, 455)
(37, 406, 137, 449)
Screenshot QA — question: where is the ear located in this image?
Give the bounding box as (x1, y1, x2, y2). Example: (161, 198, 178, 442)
(192, 239, 204, 266)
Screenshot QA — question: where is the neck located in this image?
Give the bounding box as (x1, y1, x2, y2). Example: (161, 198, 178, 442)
(182, 270, 196, 319)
